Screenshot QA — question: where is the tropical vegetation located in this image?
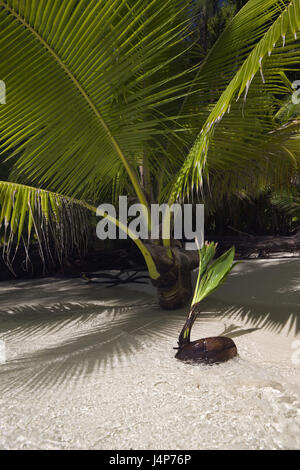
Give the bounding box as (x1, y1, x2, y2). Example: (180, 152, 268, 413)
(0, 0, 299, 309)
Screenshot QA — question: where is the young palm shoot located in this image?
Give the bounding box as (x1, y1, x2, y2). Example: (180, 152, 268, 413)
(175, 242, 238, 364)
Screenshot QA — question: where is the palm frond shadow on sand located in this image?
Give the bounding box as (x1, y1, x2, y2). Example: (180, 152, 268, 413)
(0, 301, 152, 341)
(200, 259, 300, 337)
(0, 298, 191, 398)
(0, 259, 299, 398)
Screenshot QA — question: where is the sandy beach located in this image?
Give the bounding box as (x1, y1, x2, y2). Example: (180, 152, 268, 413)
(0, 259, 299, 450)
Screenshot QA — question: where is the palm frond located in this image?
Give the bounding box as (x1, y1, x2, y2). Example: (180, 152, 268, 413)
(173, 0, 300, 198)
(0, 181, 90, 273)
(271, 191, 300, 220)
(0, 0, 194, 205)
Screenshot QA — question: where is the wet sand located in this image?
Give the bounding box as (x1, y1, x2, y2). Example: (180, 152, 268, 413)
(0, 259, 299, 449)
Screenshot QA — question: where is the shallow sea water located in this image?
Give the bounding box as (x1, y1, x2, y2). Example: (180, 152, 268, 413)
(0, 259, 299, 449)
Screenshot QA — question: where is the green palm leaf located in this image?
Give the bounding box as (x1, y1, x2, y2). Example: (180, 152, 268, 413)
(192, 244, 236, 306)
(0, 180, 91, 272)
(173, 0, 300, 198)
(0, 0, 193, 206)
(0, 179, 161, 278)
(272, 192, 300, 219)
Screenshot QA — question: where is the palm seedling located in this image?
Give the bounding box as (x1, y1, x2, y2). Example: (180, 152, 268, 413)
(175, 242, 238, 363)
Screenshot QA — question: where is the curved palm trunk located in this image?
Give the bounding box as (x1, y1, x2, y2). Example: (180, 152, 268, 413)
(146, 242, 199, 310)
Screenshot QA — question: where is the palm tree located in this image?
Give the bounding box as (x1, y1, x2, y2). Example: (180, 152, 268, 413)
(0, 0, 299, 309)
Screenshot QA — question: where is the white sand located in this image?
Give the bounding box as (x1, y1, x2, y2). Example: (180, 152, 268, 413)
(0, 259, 299, 450)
